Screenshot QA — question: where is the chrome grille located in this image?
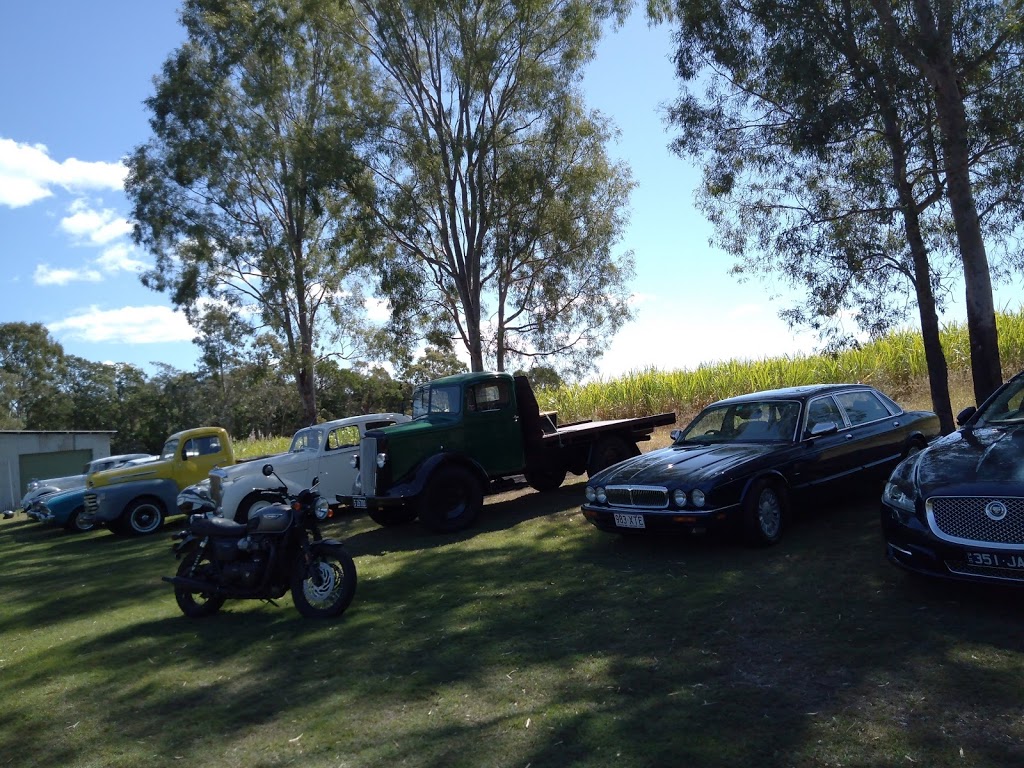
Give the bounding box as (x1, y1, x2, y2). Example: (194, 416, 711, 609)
(604, 485, 668, 509)
(946, 560, 1024, 583)
(84, 493, 99, 515)
(360, 437, 378, 496)
(209, 473, 223, 506)
(927, 496, 1024, 547)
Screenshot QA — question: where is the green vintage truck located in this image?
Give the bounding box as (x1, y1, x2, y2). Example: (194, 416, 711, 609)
(339, 371, 676, 532)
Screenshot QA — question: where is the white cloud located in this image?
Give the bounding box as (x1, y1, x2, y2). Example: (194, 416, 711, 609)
(48, 305, 195, 344)
(0, 138, 125, 209)
(34, 264, 102, 286)
(60, 198, 133, 245)
(364, 296, 391, 322)
(95, 242, 148, 274)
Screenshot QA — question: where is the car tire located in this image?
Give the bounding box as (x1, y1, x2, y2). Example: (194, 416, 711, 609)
(64, 506, 94, 533)
(235, 491, 277, 523)
(742, 478, 786, 547)
(417, 465, 483, 533)
(123, 497, 166, 536)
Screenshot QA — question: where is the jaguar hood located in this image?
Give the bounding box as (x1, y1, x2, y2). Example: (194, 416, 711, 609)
(590, 441, 785, 487)
(915, 426, 1024, 496)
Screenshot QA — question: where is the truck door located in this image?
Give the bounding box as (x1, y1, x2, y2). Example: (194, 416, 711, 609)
(180, 434, 229, 487)
(463, 379, 524, 476)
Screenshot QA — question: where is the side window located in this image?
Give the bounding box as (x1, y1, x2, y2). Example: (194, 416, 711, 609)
(184, 436, 222, 457)
(806, 396, 845, 434)
(327, 426, 360, 450)
(468, 381, 510, 412)
(835, 391, 891, 426)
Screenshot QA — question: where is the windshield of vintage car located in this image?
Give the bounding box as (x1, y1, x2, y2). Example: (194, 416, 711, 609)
(160, 438, 180, 460)
(979, 378, 1024, 425)
(680, 400, 803, 443)
(289, 428, 322, 452)
(411, 384, 463, 419)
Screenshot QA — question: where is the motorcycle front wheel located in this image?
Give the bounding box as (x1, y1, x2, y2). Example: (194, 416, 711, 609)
(291, 544, 357, 619)
(175, 549, 227, 618)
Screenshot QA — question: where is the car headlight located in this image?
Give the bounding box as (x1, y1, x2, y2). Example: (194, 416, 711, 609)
(585, 486, 596, 502)
(883, 455, 920, 521)
(691, 489, 706, 508)
(672, 489, 687, 507)
(350, 454, 359, 469)
(376, 453, 387, 469)
(596, 487, 607, 504)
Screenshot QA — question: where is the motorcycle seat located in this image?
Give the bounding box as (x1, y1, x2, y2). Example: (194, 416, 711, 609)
(190, 515, 248, 537)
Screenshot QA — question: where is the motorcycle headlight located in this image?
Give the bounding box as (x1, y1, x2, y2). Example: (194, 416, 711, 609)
(314, 497, 331, 521)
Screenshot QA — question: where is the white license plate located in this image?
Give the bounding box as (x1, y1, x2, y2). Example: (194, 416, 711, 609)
(613, 513, 645, 529)
(353, 497, 367, 509)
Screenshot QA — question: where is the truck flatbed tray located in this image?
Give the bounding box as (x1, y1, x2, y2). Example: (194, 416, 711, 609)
(542, 412, 676, 443)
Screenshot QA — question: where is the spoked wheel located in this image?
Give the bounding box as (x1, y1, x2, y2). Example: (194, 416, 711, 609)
(291, 544, 357, 619)
(174, 549, 226, 618)
(743, 478, 786, 547)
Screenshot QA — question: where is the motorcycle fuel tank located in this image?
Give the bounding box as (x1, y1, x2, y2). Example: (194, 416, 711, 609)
(249, 507, 293, 533)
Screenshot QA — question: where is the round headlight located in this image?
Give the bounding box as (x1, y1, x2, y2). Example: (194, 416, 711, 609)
(585, 486, 596, 502)
(691, 489, 706, 508)
(315, 497, 330, 520)
(672, 489, 687, 507)
(376, 452, 387, 469)
(596, 487, 607, 504)
(350, 454, 359, 469)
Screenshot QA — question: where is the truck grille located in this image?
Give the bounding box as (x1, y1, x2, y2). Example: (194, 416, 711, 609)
(605, 485, 669, 509)
(209, 472, 224, 507)
(84, 492, 99, 515)
(360, 437, 377, 496)
(927, 496, 1024, 547)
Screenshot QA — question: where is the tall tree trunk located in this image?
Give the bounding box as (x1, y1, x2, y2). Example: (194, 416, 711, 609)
(932, 74, 1003, 403)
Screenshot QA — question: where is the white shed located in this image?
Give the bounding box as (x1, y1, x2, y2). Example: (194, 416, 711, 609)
(0, 430, 116, 511)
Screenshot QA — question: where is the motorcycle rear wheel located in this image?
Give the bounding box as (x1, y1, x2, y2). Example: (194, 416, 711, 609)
(175, 550, 227, 618)
(291, 545, 357, 619)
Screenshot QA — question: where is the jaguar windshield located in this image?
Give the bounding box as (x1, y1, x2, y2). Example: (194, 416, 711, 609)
(680, 400, 802, 443)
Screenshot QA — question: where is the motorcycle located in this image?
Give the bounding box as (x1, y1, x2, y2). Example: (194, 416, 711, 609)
(163, 464, 357, 619)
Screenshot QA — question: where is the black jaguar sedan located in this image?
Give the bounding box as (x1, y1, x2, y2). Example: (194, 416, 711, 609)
(582, 384, 940, 546)
(882, 369, 1024, 585)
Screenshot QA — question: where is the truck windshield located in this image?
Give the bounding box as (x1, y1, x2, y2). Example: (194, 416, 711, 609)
(289, 428, 322, 452)
(161, 438, 180, 460)
(411, 384, 463, 419)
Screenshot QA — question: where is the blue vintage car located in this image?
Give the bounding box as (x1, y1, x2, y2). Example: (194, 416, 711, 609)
(26, 486, 92, 532)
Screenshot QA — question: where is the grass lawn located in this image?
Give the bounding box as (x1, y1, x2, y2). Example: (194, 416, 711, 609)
(3, 477, 1023, 767)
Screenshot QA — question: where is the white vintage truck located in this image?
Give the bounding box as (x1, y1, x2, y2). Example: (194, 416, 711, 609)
(207, 413, 410, 522)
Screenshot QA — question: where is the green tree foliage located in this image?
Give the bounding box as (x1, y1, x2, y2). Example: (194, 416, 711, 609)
(126, 0, 384, 426)
(663, 0, 1024, 423)
(353, 0, 636, 378)
(0, 322, 67, 428)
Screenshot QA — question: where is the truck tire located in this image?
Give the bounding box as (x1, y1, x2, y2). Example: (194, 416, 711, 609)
(417, 466, 483, 533)
(368, 508, 418, 527)
(122, 497, 166, 536)
(525, 467, 567, 492)
(587, 437, 638, 477)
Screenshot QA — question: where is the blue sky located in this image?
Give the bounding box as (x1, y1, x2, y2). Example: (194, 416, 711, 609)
(1, 3, 1014, 381)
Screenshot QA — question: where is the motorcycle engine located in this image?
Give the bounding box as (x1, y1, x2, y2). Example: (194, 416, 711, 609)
(222, 557, 264, 587)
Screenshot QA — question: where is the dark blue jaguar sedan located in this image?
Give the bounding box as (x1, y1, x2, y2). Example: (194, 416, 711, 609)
(582, 384, 939, 546)
(882, 369, 1024, 585)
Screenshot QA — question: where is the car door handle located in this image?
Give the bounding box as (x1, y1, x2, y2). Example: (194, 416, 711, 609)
(845, 433, 854, 440)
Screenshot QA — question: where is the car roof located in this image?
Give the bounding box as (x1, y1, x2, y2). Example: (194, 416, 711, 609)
(300, 413, 409, 432)
(712, 383, 877, 406)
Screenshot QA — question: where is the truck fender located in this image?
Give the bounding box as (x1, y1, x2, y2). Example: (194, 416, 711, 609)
(94, 479, 180, 525)
(390, 452, 490, 500)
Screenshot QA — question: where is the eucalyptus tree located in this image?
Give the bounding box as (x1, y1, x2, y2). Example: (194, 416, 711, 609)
(664, 0, 1024, 409)
(350, 0, 636, 377)
(0, 322, 67, 428)
(126, 0, 383, 425)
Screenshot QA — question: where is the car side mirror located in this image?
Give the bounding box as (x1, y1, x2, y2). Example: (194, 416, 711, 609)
(670, 429, 684, 442)
(807, 421, 839, 438)
(955, 406, 976, 427)
(262, 463, 275, 477)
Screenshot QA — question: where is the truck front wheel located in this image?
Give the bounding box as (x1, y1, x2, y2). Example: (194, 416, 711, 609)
(122, 497, 166, 536)
(418, 466, 483, 533)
